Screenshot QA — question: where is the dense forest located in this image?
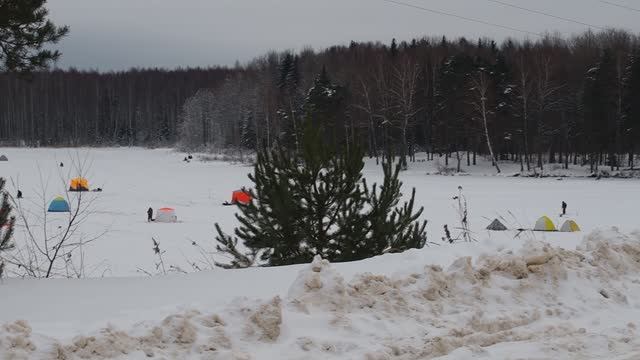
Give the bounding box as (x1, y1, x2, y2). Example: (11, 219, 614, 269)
(0, 68, 233, 146)
(2, 29, 640, 171)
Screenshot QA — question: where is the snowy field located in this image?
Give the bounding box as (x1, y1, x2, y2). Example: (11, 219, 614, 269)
(1, 147, 640, 359)
(2, 147, 638, 277)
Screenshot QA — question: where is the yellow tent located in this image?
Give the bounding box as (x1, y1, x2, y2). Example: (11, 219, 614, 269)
(69, 177, 89, 191)
(560, 220, 581, 232)
(534, 216, 557, 231)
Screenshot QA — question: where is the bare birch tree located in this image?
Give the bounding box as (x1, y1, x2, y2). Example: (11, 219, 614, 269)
(470, 69, 501, 173)
(390, 60, 421, 168)
(533, 55, 564, 170)
(353, 78, 380, 163)
(514, 55, 534, 171)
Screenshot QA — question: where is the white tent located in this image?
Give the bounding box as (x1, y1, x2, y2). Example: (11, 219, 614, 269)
(155, 208, 177, 223)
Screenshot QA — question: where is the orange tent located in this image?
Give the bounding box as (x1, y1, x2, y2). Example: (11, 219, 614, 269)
(231, 190, 252, 205)
(69, 177, 89, 191)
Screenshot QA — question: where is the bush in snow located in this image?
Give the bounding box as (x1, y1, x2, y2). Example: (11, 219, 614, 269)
(215, 124, 427, 268)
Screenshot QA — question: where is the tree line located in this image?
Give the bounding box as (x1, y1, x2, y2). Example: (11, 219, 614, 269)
(180, 29, 640, 172)
(3, 29, 640, 171)
(0, 67, 233, 146)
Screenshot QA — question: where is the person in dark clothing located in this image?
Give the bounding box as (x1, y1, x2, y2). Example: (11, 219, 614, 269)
(562, 201, 567, 216)
(147, 207, 154, 222)
(17, 190, 22, 199)
(60, 162, 64, 167)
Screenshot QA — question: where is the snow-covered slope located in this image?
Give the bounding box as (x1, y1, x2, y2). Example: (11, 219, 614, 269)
(2, 229, 640, 359)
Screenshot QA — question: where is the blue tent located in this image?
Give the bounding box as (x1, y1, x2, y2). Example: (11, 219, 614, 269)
(48, 196, 70, 212)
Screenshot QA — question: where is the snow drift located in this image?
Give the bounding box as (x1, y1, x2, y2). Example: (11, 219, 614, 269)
(3, 230, 640, 359)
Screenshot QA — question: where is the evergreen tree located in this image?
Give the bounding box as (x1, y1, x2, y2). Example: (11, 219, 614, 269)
(493, 53, 515, 159)
(623, 48, 640, 168)
(0, 178, 15, 277)
(0, 0, 69, 72)
(215, 125, 427, 268)
(584, 49, 618, 170)
(241, 110, 257, 150)
(436, 54, 475, 169)
(303, 67, 347, 144)
(278, 52, 302, 150)
(390, 38, 398, 58)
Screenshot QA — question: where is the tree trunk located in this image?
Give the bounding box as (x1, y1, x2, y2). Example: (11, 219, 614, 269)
(480, 94, 500, 173)
(520, 147, 524, 172)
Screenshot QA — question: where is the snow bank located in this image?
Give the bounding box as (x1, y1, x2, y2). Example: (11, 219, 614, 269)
(3, 229, 640, 359)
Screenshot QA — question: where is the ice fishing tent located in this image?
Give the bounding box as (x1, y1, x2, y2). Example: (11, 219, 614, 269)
(155, 207, 177, 223)
(48, 196, 70, 213)
(534, 216, 557, 231)
(486, 219, 508, 231)
(69, 177, 89, 192)
(0, 155, 7, 161)
(560, 220, 581, 232)
(231, 190, 252, 205)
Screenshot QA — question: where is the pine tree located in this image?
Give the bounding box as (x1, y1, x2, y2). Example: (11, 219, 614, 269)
(0, 0, 69, 72)
(278, 53, 302, 151)
(493, 53, 515, 159)
(584, 49, 618, 171)
(390, 38, 398, 58)
(436, 54, 475, 170)
(241, 110, 257, 150)
(0, 178, 15, 277)
(215, 125, 427, 267)
(304, 67, 347, 145)
(623, 48, 640, 168)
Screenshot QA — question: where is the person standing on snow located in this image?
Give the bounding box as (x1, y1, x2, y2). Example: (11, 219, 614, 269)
(562, 201, 567, 216)
(147, 207, 154, 222)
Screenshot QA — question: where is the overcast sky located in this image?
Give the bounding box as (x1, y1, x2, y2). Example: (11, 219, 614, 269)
(47, 0, 640, 71)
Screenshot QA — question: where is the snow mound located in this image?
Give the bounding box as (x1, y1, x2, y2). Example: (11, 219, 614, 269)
(4, 230, 640, 359)
(285, 232, 640, 359)
(288, 255, 349, 312)
(0, 320, 36, 359)
(49, 310, 234, 359)
(245, 296, 282, 342)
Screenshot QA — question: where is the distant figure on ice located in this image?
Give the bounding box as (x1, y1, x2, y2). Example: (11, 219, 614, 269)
(59, 162, 64, 167)
(17, 190, 22, 199)
(561, 201, 567, 216)
(147, 207, 154, 222)
(183, 157, 190, 163)
(188, 154, 193, 160)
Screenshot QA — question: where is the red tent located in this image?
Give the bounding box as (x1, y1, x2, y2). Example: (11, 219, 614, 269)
(231, 190, 252, 205)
